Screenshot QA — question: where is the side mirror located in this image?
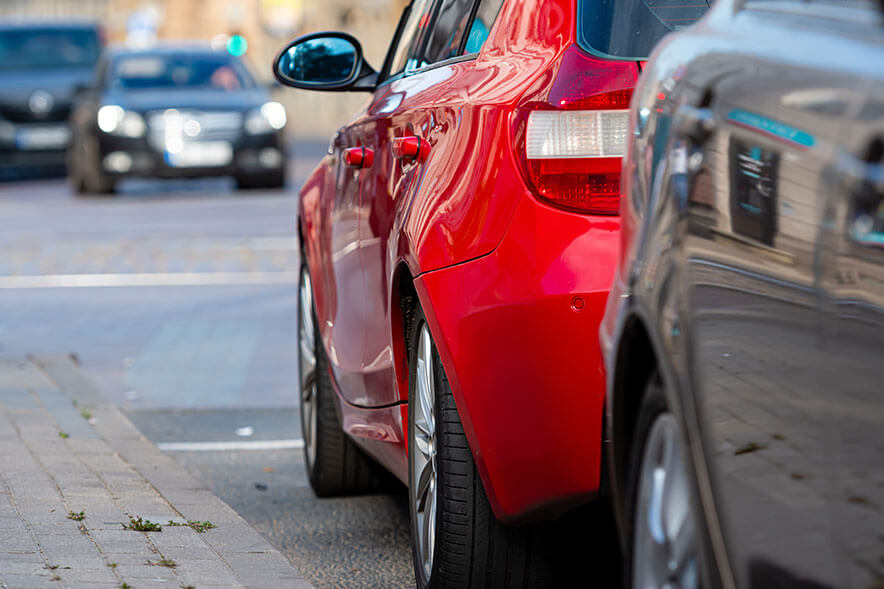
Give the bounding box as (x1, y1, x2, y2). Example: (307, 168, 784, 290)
(273, 32, 377, 92)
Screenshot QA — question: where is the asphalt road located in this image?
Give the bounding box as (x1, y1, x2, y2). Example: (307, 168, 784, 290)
(0, 145, 621, 588)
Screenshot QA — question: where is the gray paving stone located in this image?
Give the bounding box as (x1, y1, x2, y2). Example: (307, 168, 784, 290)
(0, 574, 57, 588)
(0, 388, 38, 410)
(0, 357, 312, 588)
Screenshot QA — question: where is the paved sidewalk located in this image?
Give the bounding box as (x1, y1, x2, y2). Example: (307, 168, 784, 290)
(0, 356, 311, 589)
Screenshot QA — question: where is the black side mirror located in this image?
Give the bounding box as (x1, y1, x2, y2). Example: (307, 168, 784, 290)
(273, 32, 377, 92)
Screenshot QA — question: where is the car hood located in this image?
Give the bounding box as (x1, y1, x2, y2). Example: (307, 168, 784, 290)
(0, 67, 94, 107)
(107, 88, 270, 113)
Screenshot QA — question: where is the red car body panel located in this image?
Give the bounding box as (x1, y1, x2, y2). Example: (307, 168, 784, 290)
(298, 0, 634, 522)
(416, 193, 619, 520)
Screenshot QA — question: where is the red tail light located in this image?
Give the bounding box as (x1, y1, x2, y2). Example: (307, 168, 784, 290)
(513, 46, 638, 215)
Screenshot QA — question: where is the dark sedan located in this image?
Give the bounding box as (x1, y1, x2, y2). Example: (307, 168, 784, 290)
(69, 44, 287, 194)
(0, 22, 102, 175)
(601, 0, 884, 587)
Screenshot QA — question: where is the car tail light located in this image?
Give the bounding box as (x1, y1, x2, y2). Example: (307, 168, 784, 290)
(513, 46, 638, 215)
(525, 108, 628, 214)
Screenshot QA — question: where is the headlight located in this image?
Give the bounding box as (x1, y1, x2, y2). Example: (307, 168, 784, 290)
(245, 102, 287, 135)
(97, 105, 145, 138)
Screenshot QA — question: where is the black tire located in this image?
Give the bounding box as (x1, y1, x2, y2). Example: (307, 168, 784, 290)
(407, 306, 557, 589)
(236, 169, 286, 190)
(297, 263, 393, 497)
(623, 372, 702, 589)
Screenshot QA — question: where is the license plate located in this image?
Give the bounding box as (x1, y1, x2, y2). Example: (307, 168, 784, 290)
(166, 141, 233, 168)
(15, 126, 71, 150)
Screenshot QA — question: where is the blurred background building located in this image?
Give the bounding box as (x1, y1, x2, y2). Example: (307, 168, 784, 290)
(0, 0, 402, 138)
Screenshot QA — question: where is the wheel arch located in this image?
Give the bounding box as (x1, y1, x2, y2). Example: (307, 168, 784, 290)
(391, 261, 419, 405)
(610, 312, 660, 510)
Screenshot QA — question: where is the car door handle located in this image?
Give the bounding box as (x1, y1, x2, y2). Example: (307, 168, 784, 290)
(675, 104, 716, 144)
(343, 146, 374, 169)
(392, 136, 431, 163)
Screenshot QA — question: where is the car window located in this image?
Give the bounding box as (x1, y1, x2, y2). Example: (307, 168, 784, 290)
(577, 0, 711, 60)
(464, 0, 505, 54)
(420, 0, 477, 66)
(0, 28, 101, 70)
(112, 53, 254, 91)
(387, 0, 436, 78)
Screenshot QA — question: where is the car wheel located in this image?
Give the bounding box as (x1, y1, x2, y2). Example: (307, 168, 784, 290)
(297, 262, 392, 497)
(625, 373, 700, 589)
(407, 307, 555, 589)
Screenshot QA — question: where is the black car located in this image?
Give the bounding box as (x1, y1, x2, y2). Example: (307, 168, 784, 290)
(601, 0, 884, 587)
(0, 22, 103, 175)
(69, 44, 287, 194)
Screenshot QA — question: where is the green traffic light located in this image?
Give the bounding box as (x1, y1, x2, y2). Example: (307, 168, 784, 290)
(227, 35, 248, 56)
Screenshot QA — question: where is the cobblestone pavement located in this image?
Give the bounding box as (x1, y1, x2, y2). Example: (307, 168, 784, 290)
(0, 356, 309, 589)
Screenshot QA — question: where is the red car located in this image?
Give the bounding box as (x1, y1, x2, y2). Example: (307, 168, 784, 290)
(274, 0, 670, 585)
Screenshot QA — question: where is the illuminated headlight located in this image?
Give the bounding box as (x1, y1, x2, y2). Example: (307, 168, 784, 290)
(245, 102, 287, 135)
(97, 105, 146, 138)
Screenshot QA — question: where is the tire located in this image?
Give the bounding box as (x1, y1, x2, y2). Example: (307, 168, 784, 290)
(407, 306, 557, 589)
(236, 169, 285, 190)
(624, 372, 701, 589)
(297, 263, 393, 497)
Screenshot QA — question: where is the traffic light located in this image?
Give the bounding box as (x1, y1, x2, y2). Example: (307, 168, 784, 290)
(227, 34, 248, 56)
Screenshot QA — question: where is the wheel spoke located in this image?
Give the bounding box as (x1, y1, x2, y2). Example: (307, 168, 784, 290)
(298, 268, 319, 468)
(416, 328, 435, 436)
(416, 455, 434, 511)
(425, 476, 436, 566)
(301, 370, 315, 400)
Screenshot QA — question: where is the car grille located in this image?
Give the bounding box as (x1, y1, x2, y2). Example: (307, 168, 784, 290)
(0, 104, 71, 124)
(146, 109, 243, 151)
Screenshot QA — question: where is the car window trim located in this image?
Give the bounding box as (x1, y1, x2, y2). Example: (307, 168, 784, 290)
(378, 1, 415, 85)
(414, 0, 480, 68)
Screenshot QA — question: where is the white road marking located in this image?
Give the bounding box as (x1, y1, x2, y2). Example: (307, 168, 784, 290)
(0, 271, 298, 289)
(157, 439, 305, 451)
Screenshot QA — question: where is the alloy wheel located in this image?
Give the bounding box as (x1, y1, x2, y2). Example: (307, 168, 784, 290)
(633, 412, 699, 589)
(410, 323, 438, 580)
(298, 267, 318, 469)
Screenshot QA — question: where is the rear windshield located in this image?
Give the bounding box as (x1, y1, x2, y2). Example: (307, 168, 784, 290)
(0, 27, 101, 70)
(577, 0, 711, 60)
(111, 53, 254, 91)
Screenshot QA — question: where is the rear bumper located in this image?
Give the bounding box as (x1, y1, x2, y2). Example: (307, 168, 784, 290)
(416, 193, 620, 523)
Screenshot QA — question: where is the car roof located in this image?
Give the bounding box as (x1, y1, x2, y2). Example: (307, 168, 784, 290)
(0, 20, 100, 32)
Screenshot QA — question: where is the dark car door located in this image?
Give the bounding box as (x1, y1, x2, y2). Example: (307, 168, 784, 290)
(676, 2, 877, 586)
(817, 10, 884, 585)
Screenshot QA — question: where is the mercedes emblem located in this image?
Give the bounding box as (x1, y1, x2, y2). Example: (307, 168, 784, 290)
(28, 90, 54, 116)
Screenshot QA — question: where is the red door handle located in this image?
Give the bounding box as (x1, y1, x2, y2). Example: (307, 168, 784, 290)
(343, 146, 374, 168)
(392, 136, 431, 163)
